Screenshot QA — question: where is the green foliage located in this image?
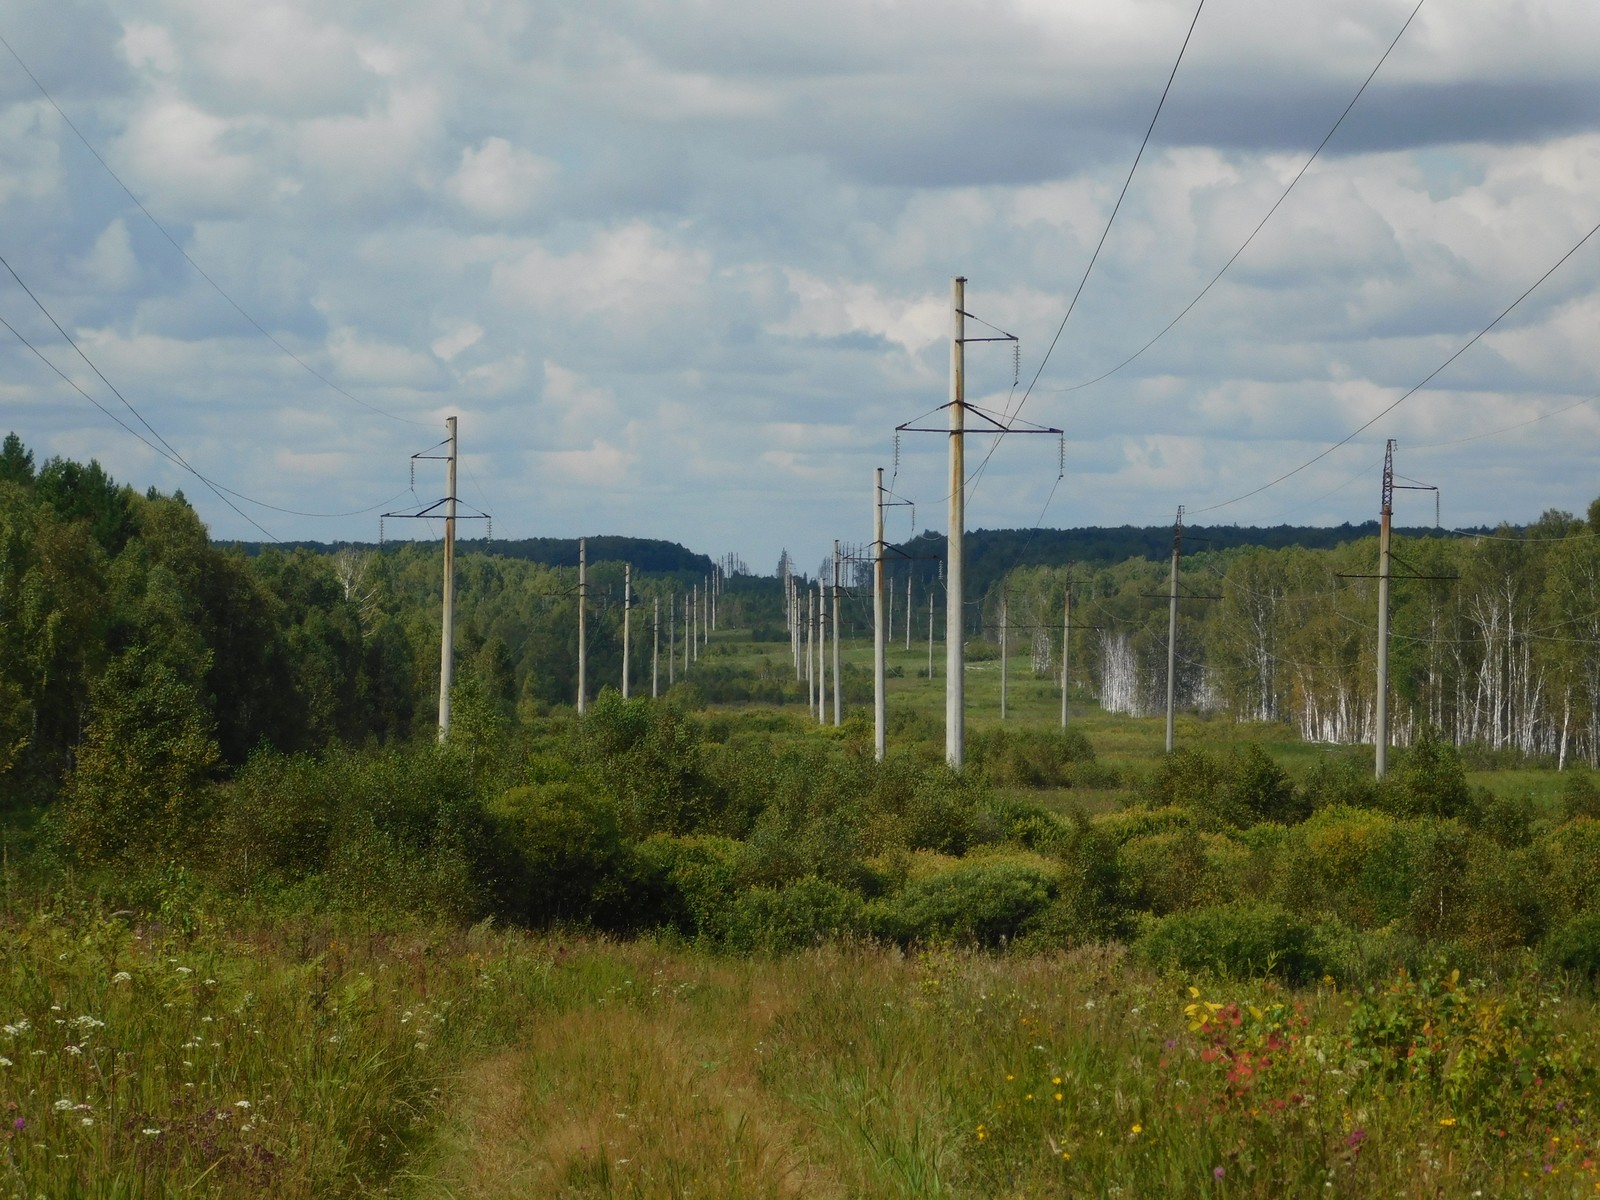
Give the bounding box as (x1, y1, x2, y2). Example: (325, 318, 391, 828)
(1274, 806, 1421, 929)
(1227, 742, 1308, 825)
(966, 725, 1095, 788)
(60, 645, 220, 863)
(1544, 913, 1600, 979)
(488, 781, 630, 926)
(1561, 769, 1600, 822)
(868, 861, 1055, 947)
(1135, 901, 1328, 984)
(1300, 749, 1379, 811)
(1382, 724, 1472, 819)
(580, 690, 718, 837)
(723, 877, 866, 952)
(1346, 967, 1594, 1130)
(631, 834, 745, 940)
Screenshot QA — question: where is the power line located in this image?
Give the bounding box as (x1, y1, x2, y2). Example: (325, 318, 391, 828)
(1050, 0, 1428, 396)
(0, 27, 429, 429)
(1187, 214, 1600, 518)
(0, 251, 277, 540)
(965, 0, 1207, 508)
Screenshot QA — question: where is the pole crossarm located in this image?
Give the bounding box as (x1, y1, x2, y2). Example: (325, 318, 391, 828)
(896, 402, 1061, 437)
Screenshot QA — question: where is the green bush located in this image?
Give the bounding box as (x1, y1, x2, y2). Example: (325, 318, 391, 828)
(1273, 806, 1422, 929)
(1561, 770, 1600, 822)
(1381, 725, 1472, 819)
(488, 780, 630, 926)
(724, 877, 865, 952)
(966, 726, 1096, 788)
(631, 834, 745, 940)
(1118, 828, 1225, 916)
(1300, 750, 1378, 811)
(1226, 743, 1308, 825)
(869, 861, 1055, 947)
(1092, 804, 1194, 846)
(1141, 747, 1229, 823)
(1545, 912, 1600, 979)
(1135, 901, 1328, 984)
(1016, 812, 1129, 948)
(1466, 786, 1534, 847)
(1539, 817, 1600, 924)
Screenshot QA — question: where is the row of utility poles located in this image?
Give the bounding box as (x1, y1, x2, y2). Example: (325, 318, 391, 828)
(413, 275, 1426, 778)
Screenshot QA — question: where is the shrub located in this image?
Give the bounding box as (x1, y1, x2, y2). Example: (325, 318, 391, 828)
(1561, 770, 1600, 822)
(869, 861, 1055, 947)
(1141, 747, 1229, 824)
(488, 781, 630, 927)
(1226, 743, 1307, 825)
(631, 834, 745, 940)
(1273, 806, 1421, 929)
(724, 877, 866, 952)
(1091, 804, 1193, 846)
(1545, 912, 1600, 979)
(966, 726, 1096, 788)
(1465, 786, 1533, 847)
(1118, 828, 1225, 916)
(1300, 749, 1379, 811)
(1381, 724, 1471, 819)
(59, 646, 220, 863)
(1534, 817, 1600, 925)
(1134, 901, 1327, 984)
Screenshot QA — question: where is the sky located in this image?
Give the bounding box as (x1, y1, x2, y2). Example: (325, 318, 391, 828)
(2, 0, 1599, 573)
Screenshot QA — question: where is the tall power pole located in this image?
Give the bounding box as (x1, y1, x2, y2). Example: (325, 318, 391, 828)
(999, 589, 1009, 720)
(1376, 439, 1395, 779)
(832, 540, 842, 726)
(621, 563, 632, 699)
(668, 594, 676, 686)
(874, 467, 887, 761)
(652, 596, 660, 698)
(946, 276, 967, 768)
(577, 537, 588, 714)
(437, 415, 458, 742)
(1165, 507, 1182, 754)
(906, 573, 913, 652)
(1061, 570, 1072, 729)
(816, 584, 826, 724)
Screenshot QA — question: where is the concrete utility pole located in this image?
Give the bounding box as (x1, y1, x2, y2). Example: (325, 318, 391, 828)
(906, 573, 913, 652)
(692, 586, 699, 663)
(622, 564, 632, 699)
(1000, 589, 1009, 720)
(805, 588, 815, 710)
(946, 276, 967, 768)
(874, 467, 887, 761)
(652, 596, 660, 698)
(437, 415, 458, 742)
(1061, 571, 1072, 729)
(927, 593, 935, 681)
(1165, 508, 1182, 754)
(711, 570, 717, 631)
(577, 537, 588, 714)
(668, 594, 676, 686)
(702, 575, 710, 647)
(816, 585, 826, 724)
(832, 540, 842, 726)
(1376, 439, 1395, 779)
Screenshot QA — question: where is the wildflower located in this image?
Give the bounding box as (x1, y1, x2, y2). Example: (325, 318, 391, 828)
(1052, 1076, 1062, 1085)
(79, 1117, 93, 1127)
(175, 966, 193, 976)
(53, 1100, 73, 1111)
(1055, 1093, 1064, 1102)
(1440, 1117, 1457, 1127)
(203, 979, 216, 986)
(1062, 1151, 1071, 1160)
(142, 1128, 161, 1136)
(12, 1118, 23, 1130)
(111, 972, 132, 984)
(0, 1058, 10, 1068)
(65, 1045, 82, 1056)
(976, 1124, 988, 1142)
(234, 1100, 251, 1109)
(1131, 1123, 1143, 1135)
(1215, 1166, 1226, 1179)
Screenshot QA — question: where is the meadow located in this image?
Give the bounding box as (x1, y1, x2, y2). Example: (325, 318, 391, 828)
(6, 626, 1600, 1197)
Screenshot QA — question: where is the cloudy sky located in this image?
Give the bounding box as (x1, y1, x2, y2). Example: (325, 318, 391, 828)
(2, 0, 1598, 571)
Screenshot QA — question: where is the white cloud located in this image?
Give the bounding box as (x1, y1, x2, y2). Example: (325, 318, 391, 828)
(448, 137, 558, 222)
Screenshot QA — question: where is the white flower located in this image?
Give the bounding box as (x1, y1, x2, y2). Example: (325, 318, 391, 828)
(73, 1016, 105, 1030)
(203, 979, 216, 986)
(111, 972, 132, 984)
(234, 1100, 251, 1109)
(64, 1045, 82, 1056)
(79, 1117, 93, 1127)
(0, 1057, 12, 1067)
(175, 967, 193, 976)
(142, 1128, 161, 1136)
(53, 1099, 73, 1111)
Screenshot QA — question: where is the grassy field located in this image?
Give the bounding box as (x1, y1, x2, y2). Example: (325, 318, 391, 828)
(6, 899, 1599, 1199)
(5, 628, 1590, 1197)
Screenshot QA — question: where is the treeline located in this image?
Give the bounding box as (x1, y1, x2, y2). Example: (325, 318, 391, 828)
(234, 534, 716, 579)
(988, 503, 1600, 764)
(887, 521, 1465, 601)
(0, 435, 796, 806)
